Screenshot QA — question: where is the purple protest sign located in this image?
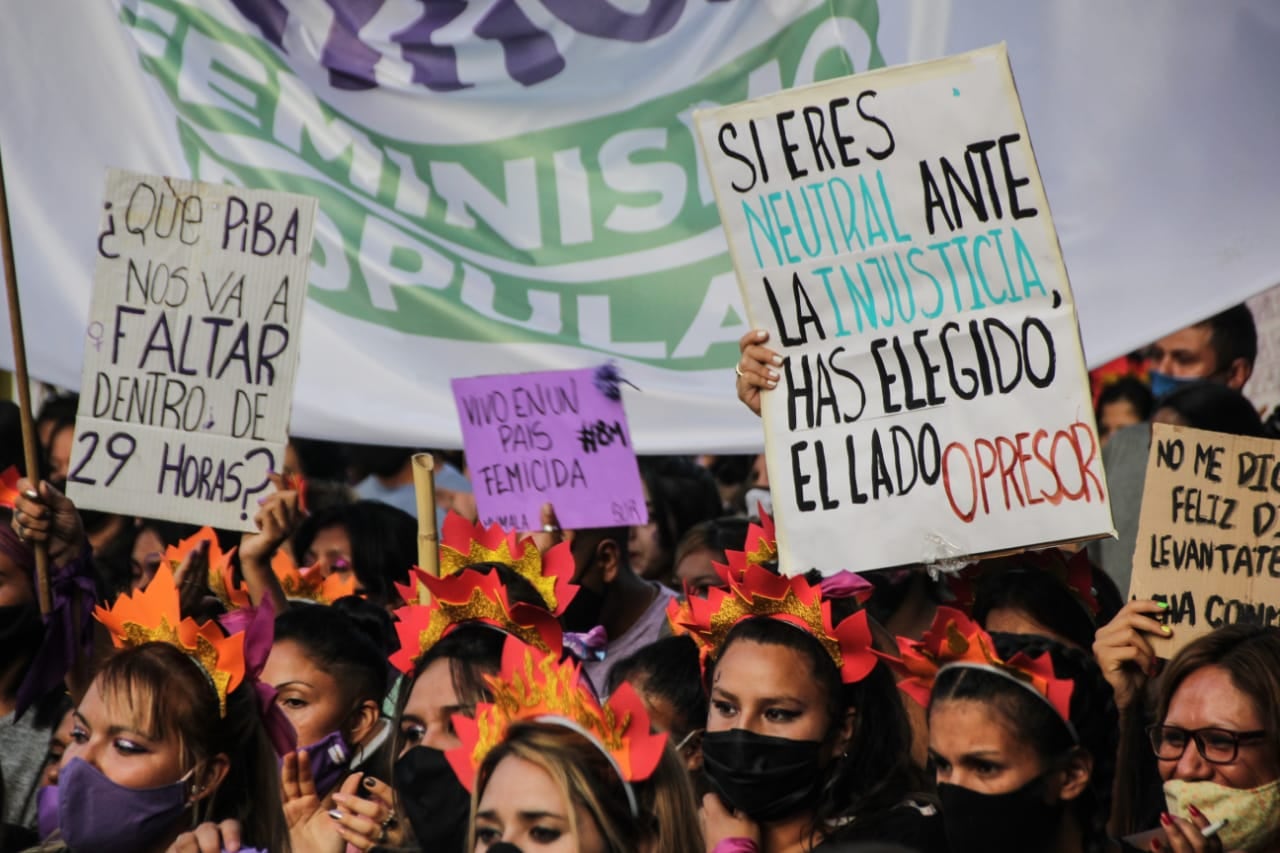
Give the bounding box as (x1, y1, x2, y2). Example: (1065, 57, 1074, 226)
(452, 367, 648, 531)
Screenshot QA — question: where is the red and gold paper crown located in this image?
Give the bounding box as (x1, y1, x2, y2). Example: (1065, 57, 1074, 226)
(0, 466, 20, 510)
(445, 637, 667, 799)
(713, 510, 778, 586)
(94, 563, 246, 716)
(671, 562, 878, 684)
(389, 568, 563, 674)
(275, 551, 359, 605)
(877, 606, 1075, 728)
(437, 512, 578, 616)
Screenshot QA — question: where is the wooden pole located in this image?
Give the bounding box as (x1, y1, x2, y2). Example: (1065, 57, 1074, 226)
(0, 145, 52, 615)
(412, 453, 439, 579)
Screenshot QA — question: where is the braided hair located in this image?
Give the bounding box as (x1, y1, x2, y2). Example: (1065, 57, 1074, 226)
(931, 633, 1118, 853)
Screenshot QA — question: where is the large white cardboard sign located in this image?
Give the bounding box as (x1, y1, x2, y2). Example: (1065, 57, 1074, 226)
(67, 170, 316, 530)
(695, 45, 1115, 574)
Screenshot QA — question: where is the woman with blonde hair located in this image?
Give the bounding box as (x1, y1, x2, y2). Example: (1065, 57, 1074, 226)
(447, 637, 703, 853)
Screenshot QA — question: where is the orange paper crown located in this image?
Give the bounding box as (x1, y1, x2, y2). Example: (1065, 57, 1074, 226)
(389, 568, 563, 674)
(671, 562, 878, 684)
(276, 551, 359, 605)
(0, 466, 20, 510)
(159, 527, 251, 612)
(437, 512, 577, 616)
(94, 563, 246, 716)
(446, 637, 667, 798)
(877, 606, 1075, 727)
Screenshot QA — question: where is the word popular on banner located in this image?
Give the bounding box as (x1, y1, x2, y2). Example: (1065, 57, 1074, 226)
(1130, 424, 1280, 655)
(695, 44, 1114, 575)
(452, 367, 648, 531)
(67, 169, 317, 530)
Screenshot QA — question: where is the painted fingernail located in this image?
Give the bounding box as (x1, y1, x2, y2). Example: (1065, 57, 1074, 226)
(1157, 600, 1170, 609)
(767, 370, 779, 381)
(1161, 625, 1172, 635)
(257, 496, 269, 505)
(766, 381, 777, 389)
(1160, 812, 1173, 827)
(771, 355, 783, 366)
(1187, 803, 1203, 819)
(756, 330, 767, 339)
(328, 809, 344, 821)
(363, 776, 377, 789)
(23, 489, 37, 500)
(1150, 839, 1162, 852)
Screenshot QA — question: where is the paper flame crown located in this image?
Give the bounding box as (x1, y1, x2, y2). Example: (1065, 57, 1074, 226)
(445, 637, 667, 793)
(878, 606, 1075, 723)
(158, 527, 252, 613)
(713, 508, 778, 586)
(670, 562, 878, 684)
(94, 563, 246, 716)
(390, 568, 563, 674)
(0, 466, 20, 510)
(435, 512, 577, 616)
(947, 548, 1100, 618)
(275, 551, 359, 605)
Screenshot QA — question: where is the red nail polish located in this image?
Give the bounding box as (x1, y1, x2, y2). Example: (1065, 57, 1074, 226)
(1160, 812, 1173, 826)
(1188, 803, 1203, 819)
(1151, 839, 1163, 852)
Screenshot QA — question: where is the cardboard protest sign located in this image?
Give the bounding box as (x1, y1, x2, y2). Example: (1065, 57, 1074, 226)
(1129, 424, 1280, 655)
(68, 170, 316, 530)
(694, 44, 1113, 575)
(452, 368, 648, 531)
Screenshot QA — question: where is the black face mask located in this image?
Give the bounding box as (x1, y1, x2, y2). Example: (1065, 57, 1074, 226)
(393, 745, 471, 852)
(0, 603, 45, 669)
(558, 583, 605, 634)
(937, 776, 1064, 853)
(486, 844, 522, 853)
(701, 729, 826, 823)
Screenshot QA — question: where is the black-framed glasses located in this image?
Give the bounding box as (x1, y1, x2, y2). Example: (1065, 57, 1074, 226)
(1146, 725, 1267, 764)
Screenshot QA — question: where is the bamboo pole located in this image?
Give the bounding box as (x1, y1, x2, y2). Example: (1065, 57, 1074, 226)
(412, 453, 439, 581)
(0, 144, 52, 615)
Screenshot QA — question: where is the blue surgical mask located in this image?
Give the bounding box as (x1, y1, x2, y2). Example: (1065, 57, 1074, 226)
(1148, 370, 1200, 400)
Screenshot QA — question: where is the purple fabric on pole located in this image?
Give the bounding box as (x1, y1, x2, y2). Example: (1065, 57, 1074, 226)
(818, 570, 874, 601)
(240, 597, 298, 757)
(15, 543, 96, 718)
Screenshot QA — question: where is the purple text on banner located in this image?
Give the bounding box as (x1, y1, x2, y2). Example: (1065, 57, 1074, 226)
(451, 368, 648, 531)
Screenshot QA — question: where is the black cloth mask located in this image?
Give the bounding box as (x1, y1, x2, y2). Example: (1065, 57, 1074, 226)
(937, 776, 1064, 853)
(701, 729, 826, 823)
(393, 745, 471, 853)
(558, 583, 605, 634)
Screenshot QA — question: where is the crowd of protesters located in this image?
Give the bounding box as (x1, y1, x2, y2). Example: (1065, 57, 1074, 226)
(0, 303, 1276, 853)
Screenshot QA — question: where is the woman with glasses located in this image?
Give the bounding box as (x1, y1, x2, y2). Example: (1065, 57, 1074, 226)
(1146, 625, 1280, 852)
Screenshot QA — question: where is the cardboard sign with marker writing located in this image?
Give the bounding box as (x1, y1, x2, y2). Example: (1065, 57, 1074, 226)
(452, 367, 648, 531)
(694, 44, 1113, 575)
(67, 169, 316, 530)
(1129, 423, 1280, 656)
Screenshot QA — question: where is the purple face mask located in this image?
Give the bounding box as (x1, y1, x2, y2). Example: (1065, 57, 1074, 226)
(295, 729, 352, 794)
(36, 784, 57, 841)
(56, 757, 190, 853)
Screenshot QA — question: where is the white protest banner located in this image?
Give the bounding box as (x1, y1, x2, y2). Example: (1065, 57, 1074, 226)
(1129, 424, 1280, 656)
(695, 44, 1115, 575)
(67, 170, 316, 530)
